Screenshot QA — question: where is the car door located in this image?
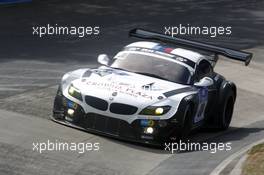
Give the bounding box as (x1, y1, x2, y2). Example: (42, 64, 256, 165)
(194, 60, 217, 123)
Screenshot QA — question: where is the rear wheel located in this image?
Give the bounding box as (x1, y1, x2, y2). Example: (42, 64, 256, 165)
(217, 90, 235, 130)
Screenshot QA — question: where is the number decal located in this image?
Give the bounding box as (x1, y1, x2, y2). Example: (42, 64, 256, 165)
(194, 87, 208, 123)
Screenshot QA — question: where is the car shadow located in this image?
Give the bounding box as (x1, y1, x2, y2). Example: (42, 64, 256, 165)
(101, 121, 264, 154)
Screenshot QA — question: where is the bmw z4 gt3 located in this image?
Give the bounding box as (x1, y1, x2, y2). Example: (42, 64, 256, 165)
(52, 29, 252, 146)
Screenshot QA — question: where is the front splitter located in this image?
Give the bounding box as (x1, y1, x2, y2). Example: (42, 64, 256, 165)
(50, 116, 163, 148)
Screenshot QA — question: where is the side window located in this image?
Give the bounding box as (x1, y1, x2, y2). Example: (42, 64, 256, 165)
(196, 60, 213, 81)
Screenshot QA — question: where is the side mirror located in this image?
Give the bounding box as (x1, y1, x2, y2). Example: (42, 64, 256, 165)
(97, 54, 110, 66)
(194, 77, 214, 87)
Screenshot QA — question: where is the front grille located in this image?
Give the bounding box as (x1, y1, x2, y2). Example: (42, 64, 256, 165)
(110, 103, 138, 115)
(82, 113, 136, 139)
(85, 96, 108, 111)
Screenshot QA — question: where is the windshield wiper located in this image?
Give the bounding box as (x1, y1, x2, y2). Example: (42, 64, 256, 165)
(111, 67, 127, 71)
(134, 72, 169, 81)
(111, 67, 136, 73)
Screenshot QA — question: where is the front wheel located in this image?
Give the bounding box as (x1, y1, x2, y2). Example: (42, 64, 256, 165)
(175, 104, 193, 142)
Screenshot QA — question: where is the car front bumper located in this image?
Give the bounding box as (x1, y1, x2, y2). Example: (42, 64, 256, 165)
(52, 91, 183, 146)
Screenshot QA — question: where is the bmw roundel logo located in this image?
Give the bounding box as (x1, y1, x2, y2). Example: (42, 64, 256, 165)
(112, 92, 118, 96)
(109, 97, 114, 101)
(158, 96, 164, 100)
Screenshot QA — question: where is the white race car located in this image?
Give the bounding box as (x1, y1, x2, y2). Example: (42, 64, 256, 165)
(52, 29, 252, 145)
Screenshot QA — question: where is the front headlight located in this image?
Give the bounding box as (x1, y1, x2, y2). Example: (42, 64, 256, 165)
(139, 106, 171, 116)
(68, 84, 83, 101)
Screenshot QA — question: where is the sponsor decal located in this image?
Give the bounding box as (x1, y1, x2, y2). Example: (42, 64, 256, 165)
(140, 119, 155, 127)
(124, 46, 196, 68)
(141, 135, 154, 140)
(153, 45, 174, 53)
(91, 68, 129, 77)
(194, 87, 208, 123)
(142, 82, 164, 91)
(67, 100, 78, 109)
(86, 80, 153, 99)
(138, 116, 161, 120)
(62, 98, 67, 107)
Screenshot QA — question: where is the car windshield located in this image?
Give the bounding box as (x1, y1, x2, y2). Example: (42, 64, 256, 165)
(110, 52, 192, 84)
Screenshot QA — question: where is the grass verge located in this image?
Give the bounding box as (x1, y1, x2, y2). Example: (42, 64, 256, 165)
(242, 143, 264, 175)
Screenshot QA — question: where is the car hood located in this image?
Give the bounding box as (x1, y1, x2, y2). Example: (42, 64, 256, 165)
(70, 67, 188, 107)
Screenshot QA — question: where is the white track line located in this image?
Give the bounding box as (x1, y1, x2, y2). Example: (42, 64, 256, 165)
(0, 84, 48, 87)
(210, 138, 264, 175)
(0, 87, 24, 91)
(0, 75, 60, 79)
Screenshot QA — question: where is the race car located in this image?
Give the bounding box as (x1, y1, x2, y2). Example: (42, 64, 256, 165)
(52, 28, 252, 146)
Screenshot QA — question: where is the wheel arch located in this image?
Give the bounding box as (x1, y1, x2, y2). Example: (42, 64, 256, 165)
(214, 80, 236, 130)
(175, 94, 198, 128)
(219, 80, 236, 102)
(229, 81, 237, 100)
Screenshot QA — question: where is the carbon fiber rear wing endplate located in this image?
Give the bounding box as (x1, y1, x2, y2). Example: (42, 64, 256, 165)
(129, 28, 252, 66)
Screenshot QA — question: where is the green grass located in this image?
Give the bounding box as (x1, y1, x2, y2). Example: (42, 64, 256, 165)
(248, 143, 264, 154)
(242, 143, 264, 175)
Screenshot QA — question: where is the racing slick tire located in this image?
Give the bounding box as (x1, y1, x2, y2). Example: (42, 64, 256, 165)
(216, 88, 235, 130)
(176, 104, 194, 142)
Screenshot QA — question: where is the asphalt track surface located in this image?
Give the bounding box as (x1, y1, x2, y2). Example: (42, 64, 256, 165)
(0, 1, 264, 175)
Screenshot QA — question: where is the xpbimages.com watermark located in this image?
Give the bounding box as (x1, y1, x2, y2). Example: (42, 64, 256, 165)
(164, 24, 232, 38)
(32, 24, 100, 38)
(32, 140, 100, 154)
(164, 140, 232, 154)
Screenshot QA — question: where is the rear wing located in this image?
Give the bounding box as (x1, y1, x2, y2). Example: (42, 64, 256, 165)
(129, 28, 252, 66)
